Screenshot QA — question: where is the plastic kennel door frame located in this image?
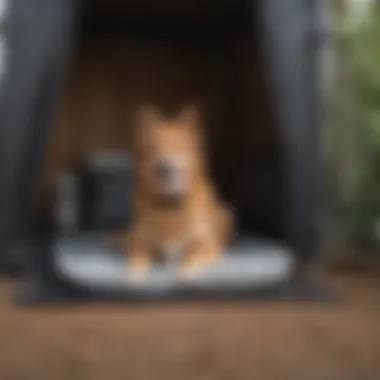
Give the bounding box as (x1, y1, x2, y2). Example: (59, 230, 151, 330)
(0, 0, 326, 302)
(258, 0, 324, 264)
(0, 0, 77, 273)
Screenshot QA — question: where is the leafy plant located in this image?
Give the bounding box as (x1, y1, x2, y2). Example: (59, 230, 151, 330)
(337, 2, 380, 245)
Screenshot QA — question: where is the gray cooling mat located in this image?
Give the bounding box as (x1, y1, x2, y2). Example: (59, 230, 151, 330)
(53, 234, 295, 293)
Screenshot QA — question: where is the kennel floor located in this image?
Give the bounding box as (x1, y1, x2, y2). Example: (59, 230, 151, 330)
(52, 233, 295, 294)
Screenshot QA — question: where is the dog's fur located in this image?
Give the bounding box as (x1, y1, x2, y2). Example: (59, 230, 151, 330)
(126, 104, 234, 279)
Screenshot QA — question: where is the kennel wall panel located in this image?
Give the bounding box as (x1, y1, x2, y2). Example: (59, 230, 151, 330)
(37, 30, 279, 218)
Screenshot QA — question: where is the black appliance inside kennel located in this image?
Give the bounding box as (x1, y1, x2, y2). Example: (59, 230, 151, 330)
(0, 0, 327, 303)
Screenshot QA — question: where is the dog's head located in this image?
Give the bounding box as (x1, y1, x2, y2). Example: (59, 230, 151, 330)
(134, 104, 205, 207)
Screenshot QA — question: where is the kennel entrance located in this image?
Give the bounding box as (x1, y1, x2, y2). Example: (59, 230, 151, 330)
(0, 0, 324, 302)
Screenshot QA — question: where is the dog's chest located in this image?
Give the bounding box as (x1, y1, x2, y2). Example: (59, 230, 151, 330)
(148, 213, 190, 255)
(143, 210, 207, 260)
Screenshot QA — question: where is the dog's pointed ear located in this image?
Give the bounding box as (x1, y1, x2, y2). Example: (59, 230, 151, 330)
(137, 104, 163, 130)
(177, 104, 206, 152)
(177, 104, 201, 130)
(135, 104, 163, 147)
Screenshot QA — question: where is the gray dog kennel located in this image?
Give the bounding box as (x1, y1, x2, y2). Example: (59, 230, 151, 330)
(0, 0, 326, 303)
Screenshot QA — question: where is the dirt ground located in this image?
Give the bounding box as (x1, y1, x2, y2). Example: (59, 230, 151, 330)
(0, 273, 379, 380)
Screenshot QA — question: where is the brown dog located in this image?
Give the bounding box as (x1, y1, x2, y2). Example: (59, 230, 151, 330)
(126, 104, 234, 280)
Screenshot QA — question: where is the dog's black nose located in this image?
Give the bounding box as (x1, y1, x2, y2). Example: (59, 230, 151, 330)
(154, 160, 172, 180)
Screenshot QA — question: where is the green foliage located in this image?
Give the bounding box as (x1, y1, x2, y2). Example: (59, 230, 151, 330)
(338, 2, 380, 243)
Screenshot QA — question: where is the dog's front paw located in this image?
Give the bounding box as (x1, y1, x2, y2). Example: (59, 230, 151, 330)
(178, 262, 208, 282)
(125, 264, 150, 286)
